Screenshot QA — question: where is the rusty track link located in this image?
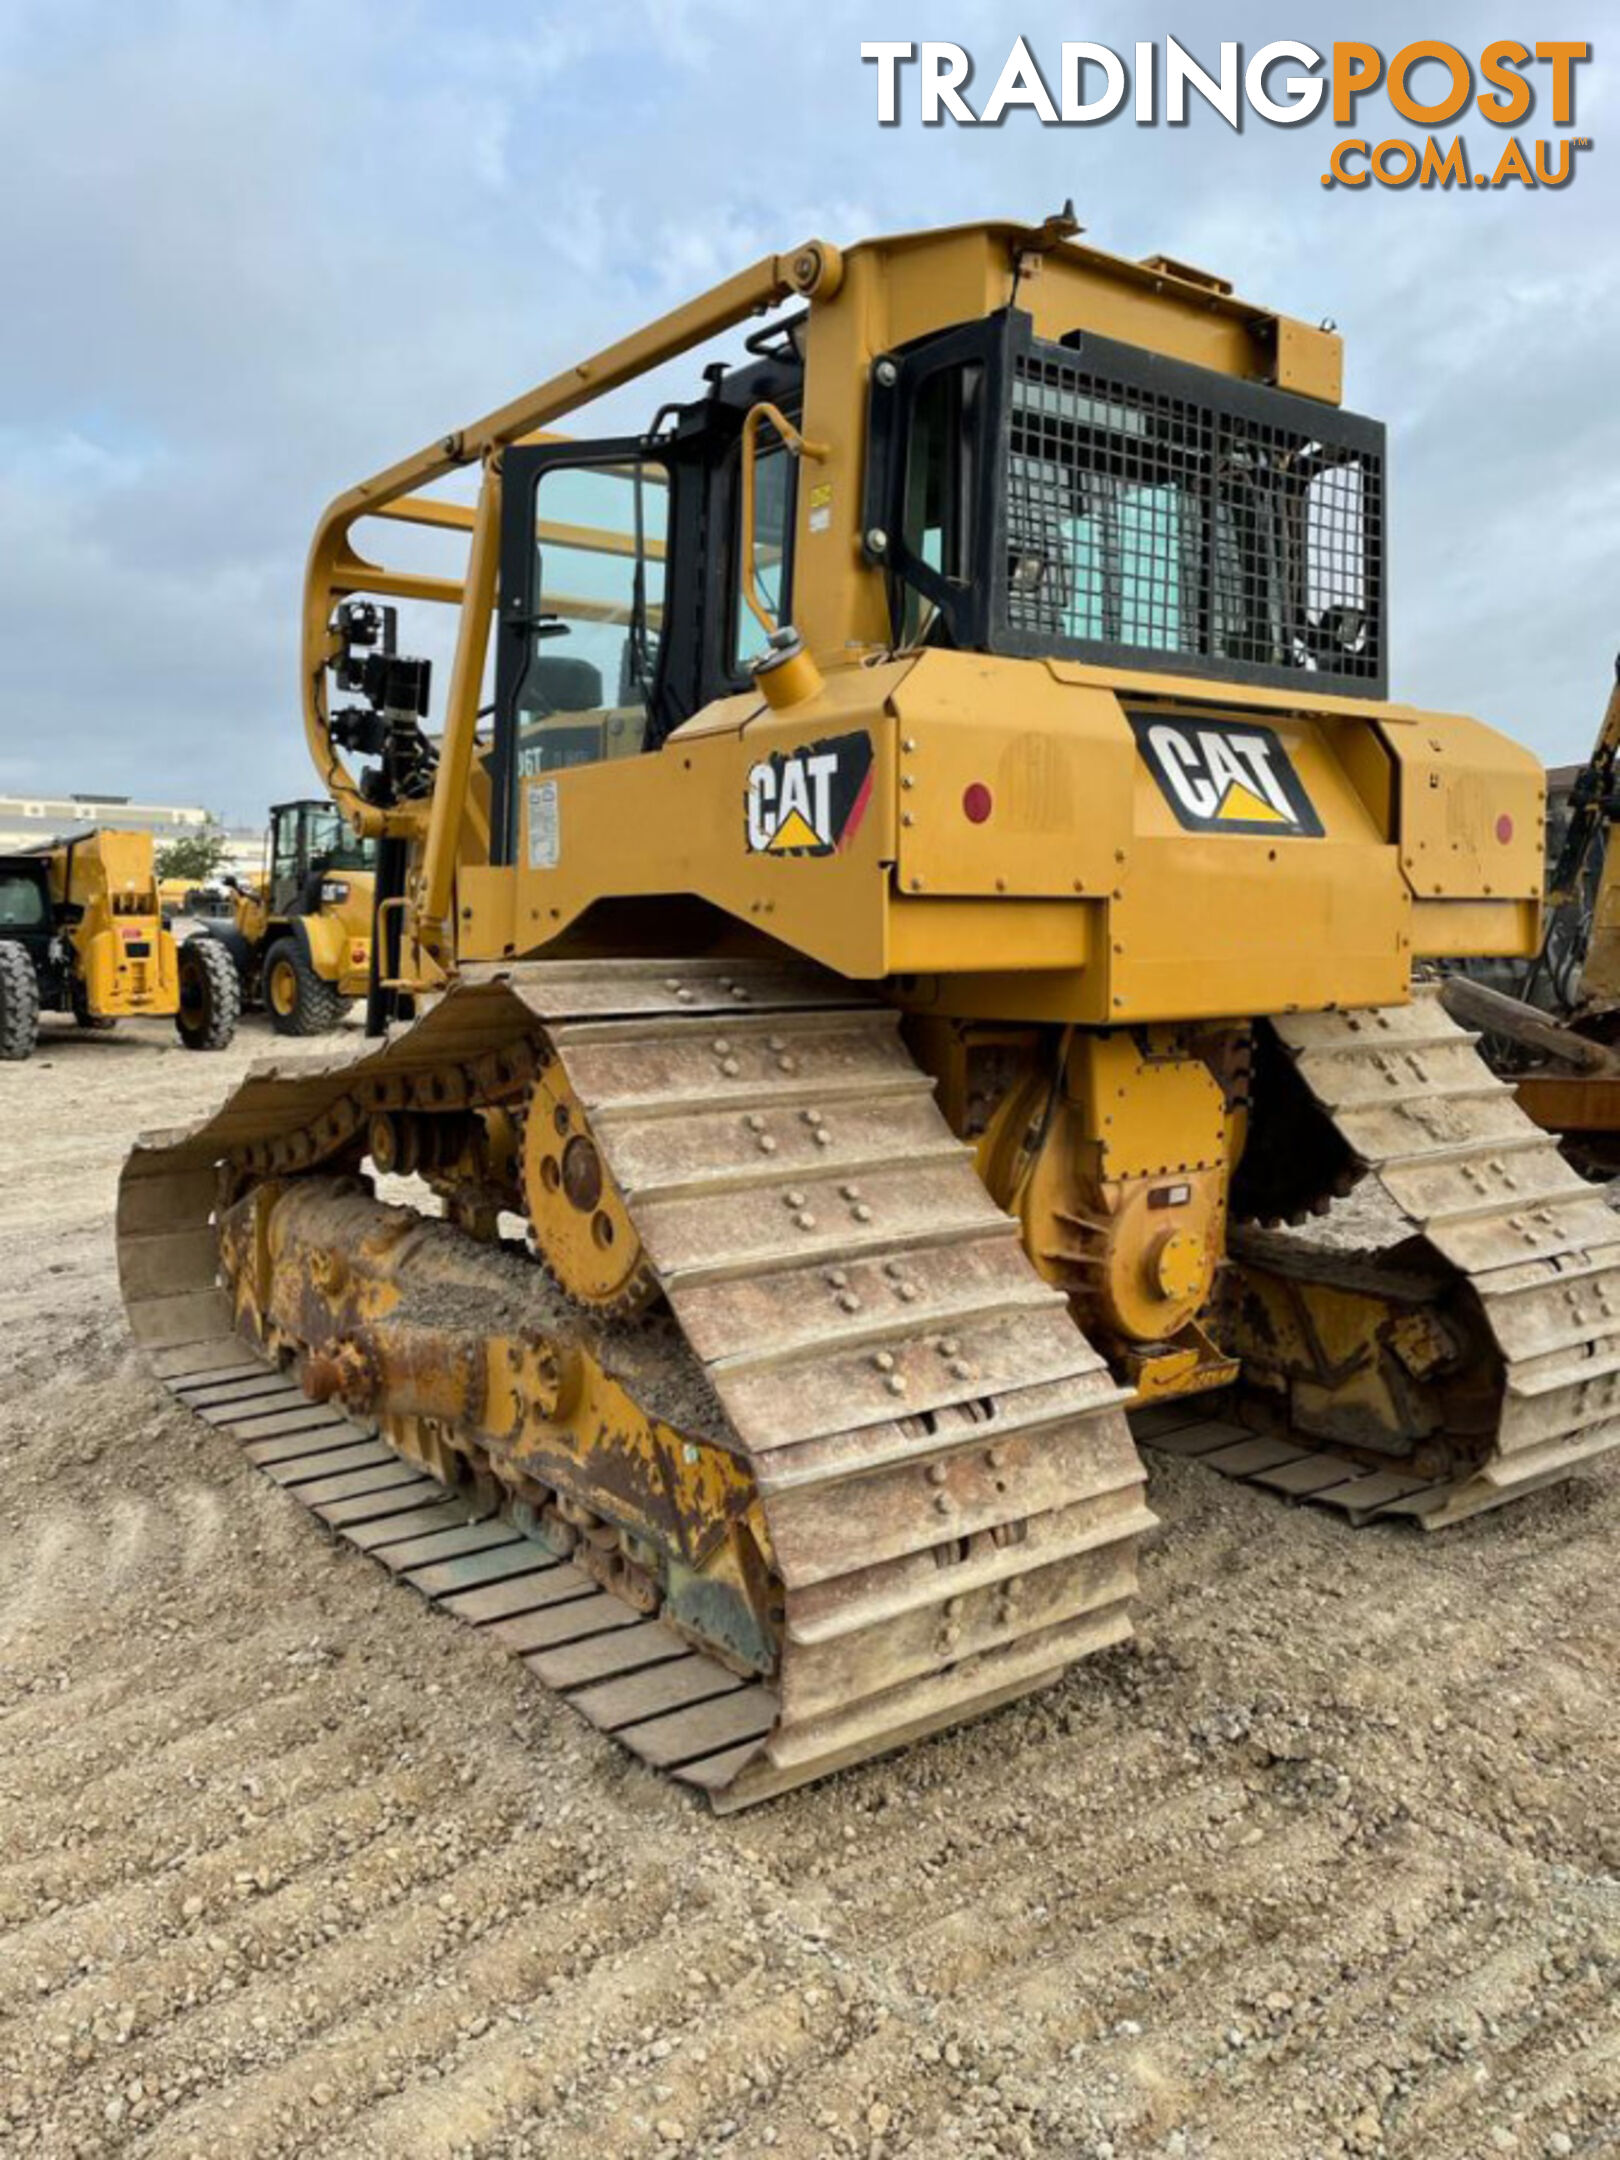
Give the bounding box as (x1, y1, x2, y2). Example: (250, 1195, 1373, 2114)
(1185, 990, 1620, 1527)
(116, 958, 1154, 1810)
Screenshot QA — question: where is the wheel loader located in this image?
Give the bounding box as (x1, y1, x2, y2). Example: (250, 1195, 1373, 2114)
(119, 212, 1615, 1810)
(0, 828, 238, 1060)
(188, 798, 375, 1035)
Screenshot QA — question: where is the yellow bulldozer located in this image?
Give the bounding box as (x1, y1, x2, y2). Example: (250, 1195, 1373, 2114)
(120, 212, 1611, 1811)
(0, 827, 238, 1059)
(187, 798, 375, 1035)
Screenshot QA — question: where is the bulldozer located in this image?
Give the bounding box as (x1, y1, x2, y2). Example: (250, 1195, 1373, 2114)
(189, 798, 375, 1035)
(118, 213, 1616, 1811)
(0, 827, 238, 1060)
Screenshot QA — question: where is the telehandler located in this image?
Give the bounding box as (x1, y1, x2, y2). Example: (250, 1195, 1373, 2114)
(0, 828, 238, 1060)
(189, 798, 375, 1034)
(119, 213, 1609, 1810)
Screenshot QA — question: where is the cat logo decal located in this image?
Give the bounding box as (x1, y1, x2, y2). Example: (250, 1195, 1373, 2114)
(745, 732, 875, 856)
(1132, 715, 1323, 838)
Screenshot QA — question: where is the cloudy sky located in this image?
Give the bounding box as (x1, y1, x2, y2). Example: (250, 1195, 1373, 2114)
(1, 0, 1614, 822)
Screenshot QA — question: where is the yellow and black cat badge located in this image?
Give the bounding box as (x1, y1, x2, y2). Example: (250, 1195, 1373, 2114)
(1131, 714, 1323, 838)
(745, 732, 875, 856)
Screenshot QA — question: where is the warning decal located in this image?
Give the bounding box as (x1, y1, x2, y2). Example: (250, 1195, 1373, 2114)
(526, 777, 560, 869)
(745, 731, 875, 857)
(1130, 714, 1324, 839)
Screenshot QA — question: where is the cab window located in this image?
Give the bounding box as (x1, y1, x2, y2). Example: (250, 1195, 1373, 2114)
(303, 805, 373, 874)
(0, 873, 45, 928)
(900, 362, 981, 644)
(733, 440, 796, 669)
(514, 462, 669, 779)
(271, 813, 305, 892)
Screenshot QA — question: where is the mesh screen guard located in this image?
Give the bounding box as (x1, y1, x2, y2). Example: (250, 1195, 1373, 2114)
(867, 312, 1387, 697)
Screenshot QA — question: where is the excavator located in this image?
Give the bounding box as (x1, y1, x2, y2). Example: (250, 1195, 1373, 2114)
(117, 213, 1618, 1809)
(1441, 654, 1620, 1170)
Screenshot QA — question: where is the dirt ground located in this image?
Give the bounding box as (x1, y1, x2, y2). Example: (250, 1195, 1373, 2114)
(3, 1015, 1619, 2160)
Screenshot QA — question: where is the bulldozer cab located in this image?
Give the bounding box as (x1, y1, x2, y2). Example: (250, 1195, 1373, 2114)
(299, 217, 1539, 1020)
(482, 320, 1389, 906)
(266, 799, 376, 917)
(492, 333, 804, 824)
(489, 295, 1382, 859)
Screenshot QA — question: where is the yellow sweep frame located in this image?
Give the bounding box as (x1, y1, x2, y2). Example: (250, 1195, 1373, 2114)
(302, 241, 843, 955)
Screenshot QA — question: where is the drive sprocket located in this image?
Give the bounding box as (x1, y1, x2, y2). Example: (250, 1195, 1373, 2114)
(521, 1054, 659, 1316)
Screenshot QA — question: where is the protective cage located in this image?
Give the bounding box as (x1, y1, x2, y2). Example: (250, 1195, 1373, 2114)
(864, 309, 1387, 697)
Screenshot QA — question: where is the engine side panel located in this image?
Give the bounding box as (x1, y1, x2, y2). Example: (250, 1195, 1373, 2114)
(461, 648, 1543, 1024)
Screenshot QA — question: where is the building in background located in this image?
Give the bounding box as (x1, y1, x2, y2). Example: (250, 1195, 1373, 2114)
(215, 824, 269, 882)
(0, 795, 265, 881)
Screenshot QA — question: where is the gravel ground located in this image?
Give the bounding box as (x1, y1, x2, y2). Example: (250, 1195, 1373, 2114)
(2, 1015, 1619, 2160)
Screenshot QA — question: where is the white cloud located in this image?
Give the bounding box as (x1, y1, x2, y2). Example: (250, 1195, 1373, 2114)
(0, 0, 1614, 821)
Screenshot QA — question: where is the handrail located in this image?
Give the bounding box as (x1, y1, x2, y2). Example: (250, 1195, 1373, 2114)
(302, 241, 843, 847)
(738, 402, 828, 640)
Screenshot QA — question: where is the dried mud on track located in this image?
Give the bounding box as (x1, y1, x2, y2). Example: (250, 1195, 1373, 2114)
(3, 1017, 1620, 2160)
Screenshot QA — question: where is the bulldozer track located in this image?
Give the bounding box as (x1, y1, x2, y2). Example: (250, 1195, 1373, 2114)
(1208, 990, 1620, 1526)
(117, 958, 1154, 1811)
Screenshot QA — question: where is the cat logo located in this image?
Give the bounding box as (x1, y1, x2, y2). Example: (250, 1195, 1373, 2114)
(745, 731, 875, 857)
(1131, 714, 1323, 838)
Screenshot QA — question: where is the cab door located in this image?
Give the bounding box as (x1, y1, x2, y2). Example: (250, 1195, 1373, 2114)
(491, 438, 673, 863)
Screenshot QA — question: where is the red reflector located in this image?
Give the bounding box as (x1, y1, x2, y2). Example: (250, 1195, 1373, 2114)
(962, 782, 993, 825)
(1495, 814, 1514, 845)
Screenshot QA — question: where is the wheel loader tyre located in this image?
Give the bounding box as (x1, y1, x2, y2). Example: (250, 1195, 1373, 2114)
(263, 936, 348, 1037)
(0, 942, 41, 1061)
(176, 934, 240, 1052)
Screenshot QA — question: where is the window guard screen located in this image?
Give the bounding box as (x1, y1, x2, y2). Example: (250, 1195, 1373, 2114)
(866, 312, 1387, 697)
(999, 328, 1385, 692)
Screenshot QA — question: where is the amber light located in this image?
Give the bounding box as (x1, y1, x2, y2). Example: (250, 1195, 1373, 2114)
(1495, 814, 1514, 844)
(963, 782, 993, 824)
